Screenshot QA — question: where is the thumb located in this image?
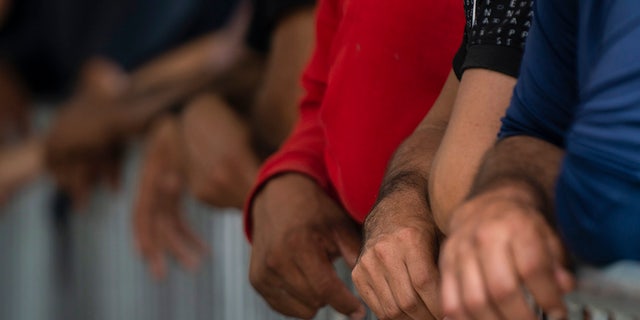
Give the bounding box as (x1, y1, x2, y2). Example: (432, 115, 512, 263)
(333, 223, 363, 269)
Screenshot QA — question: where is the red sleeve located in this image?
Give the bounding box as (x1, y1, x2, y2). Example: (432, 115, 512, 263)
(244, 0, 340, 241)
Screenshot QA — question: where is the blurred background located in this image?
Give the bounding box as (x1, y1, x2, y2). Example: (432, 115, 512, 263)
(0, 0, 347, 319)
(0, 0, 639, 319)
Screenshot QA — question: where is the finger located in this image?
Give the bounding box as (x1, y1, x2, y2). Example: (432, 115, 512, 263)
(250, 262, 320, 319)
(357, 255, 402, 319)
(405, 244, 441, 318)
(554, 266, 575, 294)
(261, 284, 320, 319)
(352, 265, 388, 320)
(66, 163, 94, 211)
(298, 241, 365, 318)
(478, 233, 538, 320)
(133, 198, 155, 263)
(379, 254, 434, 319)
(174, 212, 209, 254)
(440, 240, 470, 320)
(133, 161, 155, 254)
(543, 228, 575, 293)
(146, 243, 168, 280)
(511, 229, 567, 319)
(275, 261, 324, 310)
(158, 217, 200, 271)
(456, 243, 501, 320)
(157, 173, 202, 270)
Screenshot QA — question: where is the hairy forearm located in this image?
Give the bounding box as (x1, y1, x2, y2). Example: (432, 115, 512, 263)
(429, 69, 516, 231)
(374, 71, 459, 210)
(469, 135, 564, 220)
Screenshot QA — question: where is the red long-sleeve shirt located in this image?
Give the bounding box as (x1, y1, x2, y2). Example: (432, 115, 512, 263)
(245, 0, 464, 239)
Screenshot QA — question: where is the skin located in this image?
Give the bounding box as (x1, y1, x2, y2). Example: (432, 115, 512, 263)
(133, 115, 208, 279)
(0, 61, 31, 144)
(45, 4, 250, 208)
(0, 137, 43, 205)
(353, 68, 522, 320)
(132, 6, 314, 277)
(180, 94, 259, 209)
(0, 0, 9, 26)
(250, 7, 315, 157)
(249, 173, 366, 319)
(440, 136, 575, 320)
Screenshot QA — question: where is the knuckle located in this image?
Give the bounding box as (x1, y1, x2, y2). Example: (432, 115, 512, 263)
(463, 291, 488, 313)
(264, 254, 281, 272)
(520, 259, 545, 279)
(411, 272, 434, 291)
(355, 253, 375, 273)
(351, 267, 363, 284)
(383, 305, 404, 319)
(398, 297, 419, 314)
(372, 242, 393, 263)
(475, 225, 499, 247)
(395, 227, 420, 242)
(487, 280, 517, 303)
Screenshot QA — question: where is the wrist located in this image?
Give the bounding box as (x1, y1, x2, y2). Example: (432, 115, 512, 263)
(252, 173, 320, 221)
(470, 177, 549, 211)
(448, 180, 548, 233)
(365, 187, 438, 240)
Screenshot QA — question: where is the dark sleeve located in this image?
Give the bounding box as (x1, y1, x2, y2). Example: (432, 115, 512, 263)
(454, 0, 533, 80)
(555, 0, 640, 265)
(246, 0, 316, 53)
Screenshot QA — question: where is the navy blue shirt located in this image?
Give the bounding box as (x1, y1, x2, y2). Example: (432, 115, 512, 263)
(500, 0, 640, 264)
(0, 0, 237, 97)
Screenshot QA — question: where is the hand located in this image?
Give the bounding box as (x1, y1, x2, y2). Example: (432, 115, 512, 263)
(133, 116, 207, 279)
(45, 59, 129, 208)
(181, 93, 259, 208)
(0, 138, 44, 205)
(440, 185, 574, 320)
(249, 174, 366, 319)
(353, 190, 442, 320)
(0, 62, 31, 143)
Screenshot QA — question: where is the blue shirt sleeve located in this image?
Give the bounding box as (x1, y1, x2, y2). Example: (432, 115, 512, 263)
(557, 1, 640, 264)
(498, 0, 578, 146)
(499, 0, 640, 265)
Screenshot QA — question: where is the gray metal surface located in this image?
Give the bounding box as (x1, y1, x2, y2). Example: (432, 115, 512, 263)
(0, 146, 358, 320)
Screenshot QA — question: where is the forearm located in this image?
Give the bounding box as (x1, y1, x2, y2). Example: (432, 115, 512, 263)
(378, 71, 458, 197)
(464, 135, 564, 226)
(251, 6, 315, 157)
(429, 69, 516, 231)
(107, 6, 250, 136)
(365, 71, 458, 236)
(128, 3, 250, 96)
